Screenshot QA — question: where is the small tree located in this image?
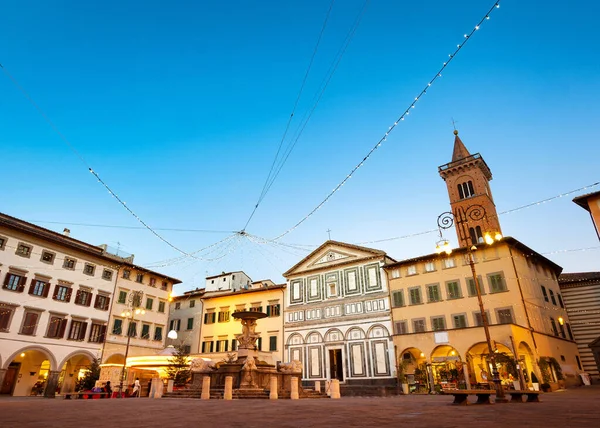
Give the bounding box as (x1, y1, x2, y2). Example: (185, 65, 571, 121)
(76, 358, 101, 391)
(166, 345, 191, 386)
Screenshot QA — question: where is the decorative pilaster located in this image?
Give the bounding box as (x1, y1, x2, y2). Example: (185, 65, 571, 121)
(44, 370, 61, 398)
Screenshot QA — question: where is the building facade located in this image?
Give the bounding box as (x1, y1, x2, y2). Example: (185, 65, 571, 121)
(166, 288, 205, 354)
(573, 190, 600, 241)
(198, 282, 285, 364)
(283, 241, 396, 388)
(384, 131, 581, 392)
(0, 213, 115, 397)
(205, 271, 252, 293)
(559, 272, 600, 381)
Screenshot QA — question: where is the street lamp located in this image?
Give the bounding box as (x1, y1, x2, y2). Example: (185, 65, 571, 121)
(118, 290, 145, 398)
(436, 204, 507, 402)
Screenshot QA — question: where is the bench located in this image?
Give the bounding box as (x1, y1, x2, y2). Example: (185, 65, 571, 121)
(442, 389, 495, 405)
(507, 391, 541, 403)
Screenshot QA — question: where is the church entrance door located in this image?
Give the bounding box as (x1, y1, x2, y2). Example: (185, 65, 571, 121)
(328, 349, 343, 381)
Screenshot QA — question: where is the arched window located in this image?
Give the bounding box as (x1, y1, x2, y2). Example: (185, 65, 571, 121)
(469, 226, 484, 245)
(458, 181, 475, 199)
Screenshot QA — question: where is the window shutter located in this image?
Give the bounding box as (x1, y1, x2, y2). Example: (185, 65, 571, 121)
(224, 340, 229, 352)
(204, 313, 208, 324)
(79, 322, 88, 340)
(17, 276, 26, 292)
(28, 279, 36, 295)
(100, 325, 107, 343)
(266, 306, 271, 316)
(58, 319, 68, 338)
(43, 283, 51, 298)
(103, 296, 110, 310)
(75, 290, 82, 304)
(211, 313, 216, 323)
(52, 285, 59, 299)
(210, 341, 214, 353)
(94, 294, 99, 309)
(65, 288, 73, 302)
(86, 293, 92, 307)
(2, 273, 9, 288)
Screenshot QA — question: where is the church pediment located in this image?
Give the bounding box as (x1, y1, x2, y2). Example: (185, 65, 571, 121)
(284, 240, 386, 277)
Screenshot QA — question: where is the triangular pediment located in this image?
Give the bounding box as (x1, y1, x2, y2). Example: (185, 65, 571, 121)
(284, 240, 386, 277)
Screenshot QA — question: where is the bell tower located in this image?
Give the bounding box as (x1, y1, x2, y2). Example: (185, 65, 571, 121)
(438, 130, 502, 247)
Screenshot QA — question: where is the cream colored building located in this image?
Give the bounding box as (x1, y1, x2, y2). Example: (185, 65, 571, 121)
(573, 190, 600, 241)
(166, 288, 205, 354)
(385, 239, 581, 390)
(199, 281, 285, 364)
(0, 213, 116, 397)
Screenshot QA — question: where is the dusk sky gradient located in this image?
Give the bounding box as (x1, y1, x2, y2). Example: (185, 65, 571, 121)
(2, 1, 599, 293)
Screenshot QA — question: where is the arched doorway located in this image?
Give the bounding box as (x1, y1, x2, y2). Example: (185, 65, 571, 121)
(466, 342, 517, 387)
(1, 347, 56, 396)
(399, 347, 428, 393)
(430, 345, 465, 390)
(57, 352, 96, 396)
(517, 342, 536, 387)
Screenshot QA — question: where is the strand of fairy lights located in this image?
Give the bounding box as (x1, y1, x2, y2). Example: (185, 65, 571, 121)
(271, 1, 503, 241)
(0, 63, 198, 259)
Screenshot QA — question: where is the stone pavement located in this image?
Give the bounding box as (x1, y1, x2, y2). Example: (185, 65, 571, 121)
(1, 386, 599, 428)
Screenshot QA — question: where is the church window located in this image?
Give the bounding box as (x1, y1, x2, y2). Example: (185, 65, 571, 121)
(469, 226, 484, 244)
(457, 180, 475, 199)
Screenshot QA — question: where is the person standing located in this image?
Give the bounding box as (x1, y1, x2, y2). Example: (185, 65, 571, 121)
(132, 378, 141, 397)
(104, 381, 112, 398)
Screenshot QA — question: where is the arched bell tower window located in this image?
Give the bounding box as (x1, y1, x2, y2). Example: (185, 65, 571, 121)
(469, 226, 483, 245)
(457, 180, 475, 200)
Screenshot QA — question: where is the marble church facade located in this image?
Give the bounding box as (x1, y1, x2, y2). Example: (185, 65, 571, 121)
(283, 241, 396, 387)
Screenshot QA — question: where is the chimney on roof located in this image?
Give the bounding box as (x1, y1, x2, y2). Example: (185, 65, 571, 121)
(63, 228, 71, 237)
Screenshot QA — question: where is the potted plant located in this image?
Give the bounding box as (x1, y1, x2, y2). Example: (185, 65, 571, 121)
(397, 354, 415, 395)
(531, 372, 540, 391)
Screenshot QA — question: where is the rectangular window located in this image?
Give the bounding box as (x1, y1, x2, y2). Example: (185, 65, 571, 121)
(550, 318, 559, 336)
(63, 257, 76, 269)
(218, 311, 230, 323)
(392, 290, 405, 308)
(231, 339, 237, 351)
(201, 341, 214, 353)
(391, 269, 400, 279)
(557, 294, 565, 309)
(453, 314, 467, 329)
(83, 264, 95, 275)
(169, 319, 181, 331)
(175, 302, 181, 310)
(3, 273, 25, 292)
(217, 339, 228, 352)
(407, 265, 417, 276)
(0, 237, 6, 250)
(75, 290, 92, 306)
(466, 276, 484, 296)
(424, 262, 436, 272)
(0, 306, 16, 332)
(46, 316, 66, 338)
(54, 285, 72, 302)
(497, 308, 513, 325)
(549, 289, 557, 306)
(136, 273, 144, 283)
(68, 321, 87, 341)
(267, 304, 281, 317)
(16, 243, 32, 257)
(558, 321, 566, 338)
(269, 335, 278, 351)
(566, 323, 574, 341)
(41, 251, 55, 264)
(122, 269, 131, 279)
(431, 316, 446, 331)
(146, 298, 154, 310)
(427, 284, 441, 303)
(118, 290, 127, 304)
(127, 321, 137, 337)
(141, 324, 151, 339)
(412, 319, 426, 333)
(257, 337, 262, 351)
(394, 321, 408, 335)
(446, 281, 462, 299)
(102, 270, 113, 281)
(161, 281, 168, 291)
(20, 312, 39, 336)
(112, 319, 123, 335)
(154, 326, 163, 341)
(190, 300, 195, 308)
(409, 287, 422, 305)
(204, 312, 216, 324)
(443, 258, 456, 269)
(149, 278, 156, 287)
(187, 318, 194, 330)
(541, 285, 549, 302)
(89, 323, 105, 343)
(250, 306, 263, 313)
(158, 301, 166, 313)
(94, 294, 110, 311)
(30, 279, 48, 297)
(473, 311, 491, 327)
(488, 273, 507, 293)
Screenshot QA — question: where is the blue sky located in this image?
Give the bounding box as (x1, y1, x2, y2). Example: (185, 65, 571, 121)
(2, 1, 599, 293)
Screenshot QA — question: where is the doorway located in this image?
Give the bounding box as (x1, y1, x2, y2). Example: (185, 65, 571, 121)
(1, 363, 20, 395)
(328, 349, 343, 381)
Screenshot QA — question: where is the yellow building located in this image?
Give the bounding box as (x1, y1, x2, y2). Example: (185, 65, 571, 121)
(573, 190, 600, 241)
(198, 281, 285, 364)
(384, 131, 582, 392)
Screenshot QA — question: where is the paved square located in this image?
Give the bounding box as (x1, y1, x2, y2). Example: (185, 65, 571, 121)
(1, 387, 598, 427)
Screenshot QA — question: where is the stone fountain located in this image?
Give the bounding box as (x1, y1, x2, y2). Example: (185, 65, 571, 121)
(190, 310, 306, 399)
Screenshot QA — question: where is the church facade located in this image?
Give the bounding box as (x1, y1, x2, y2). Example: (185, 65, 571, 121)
(283, 241, 396, 387)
